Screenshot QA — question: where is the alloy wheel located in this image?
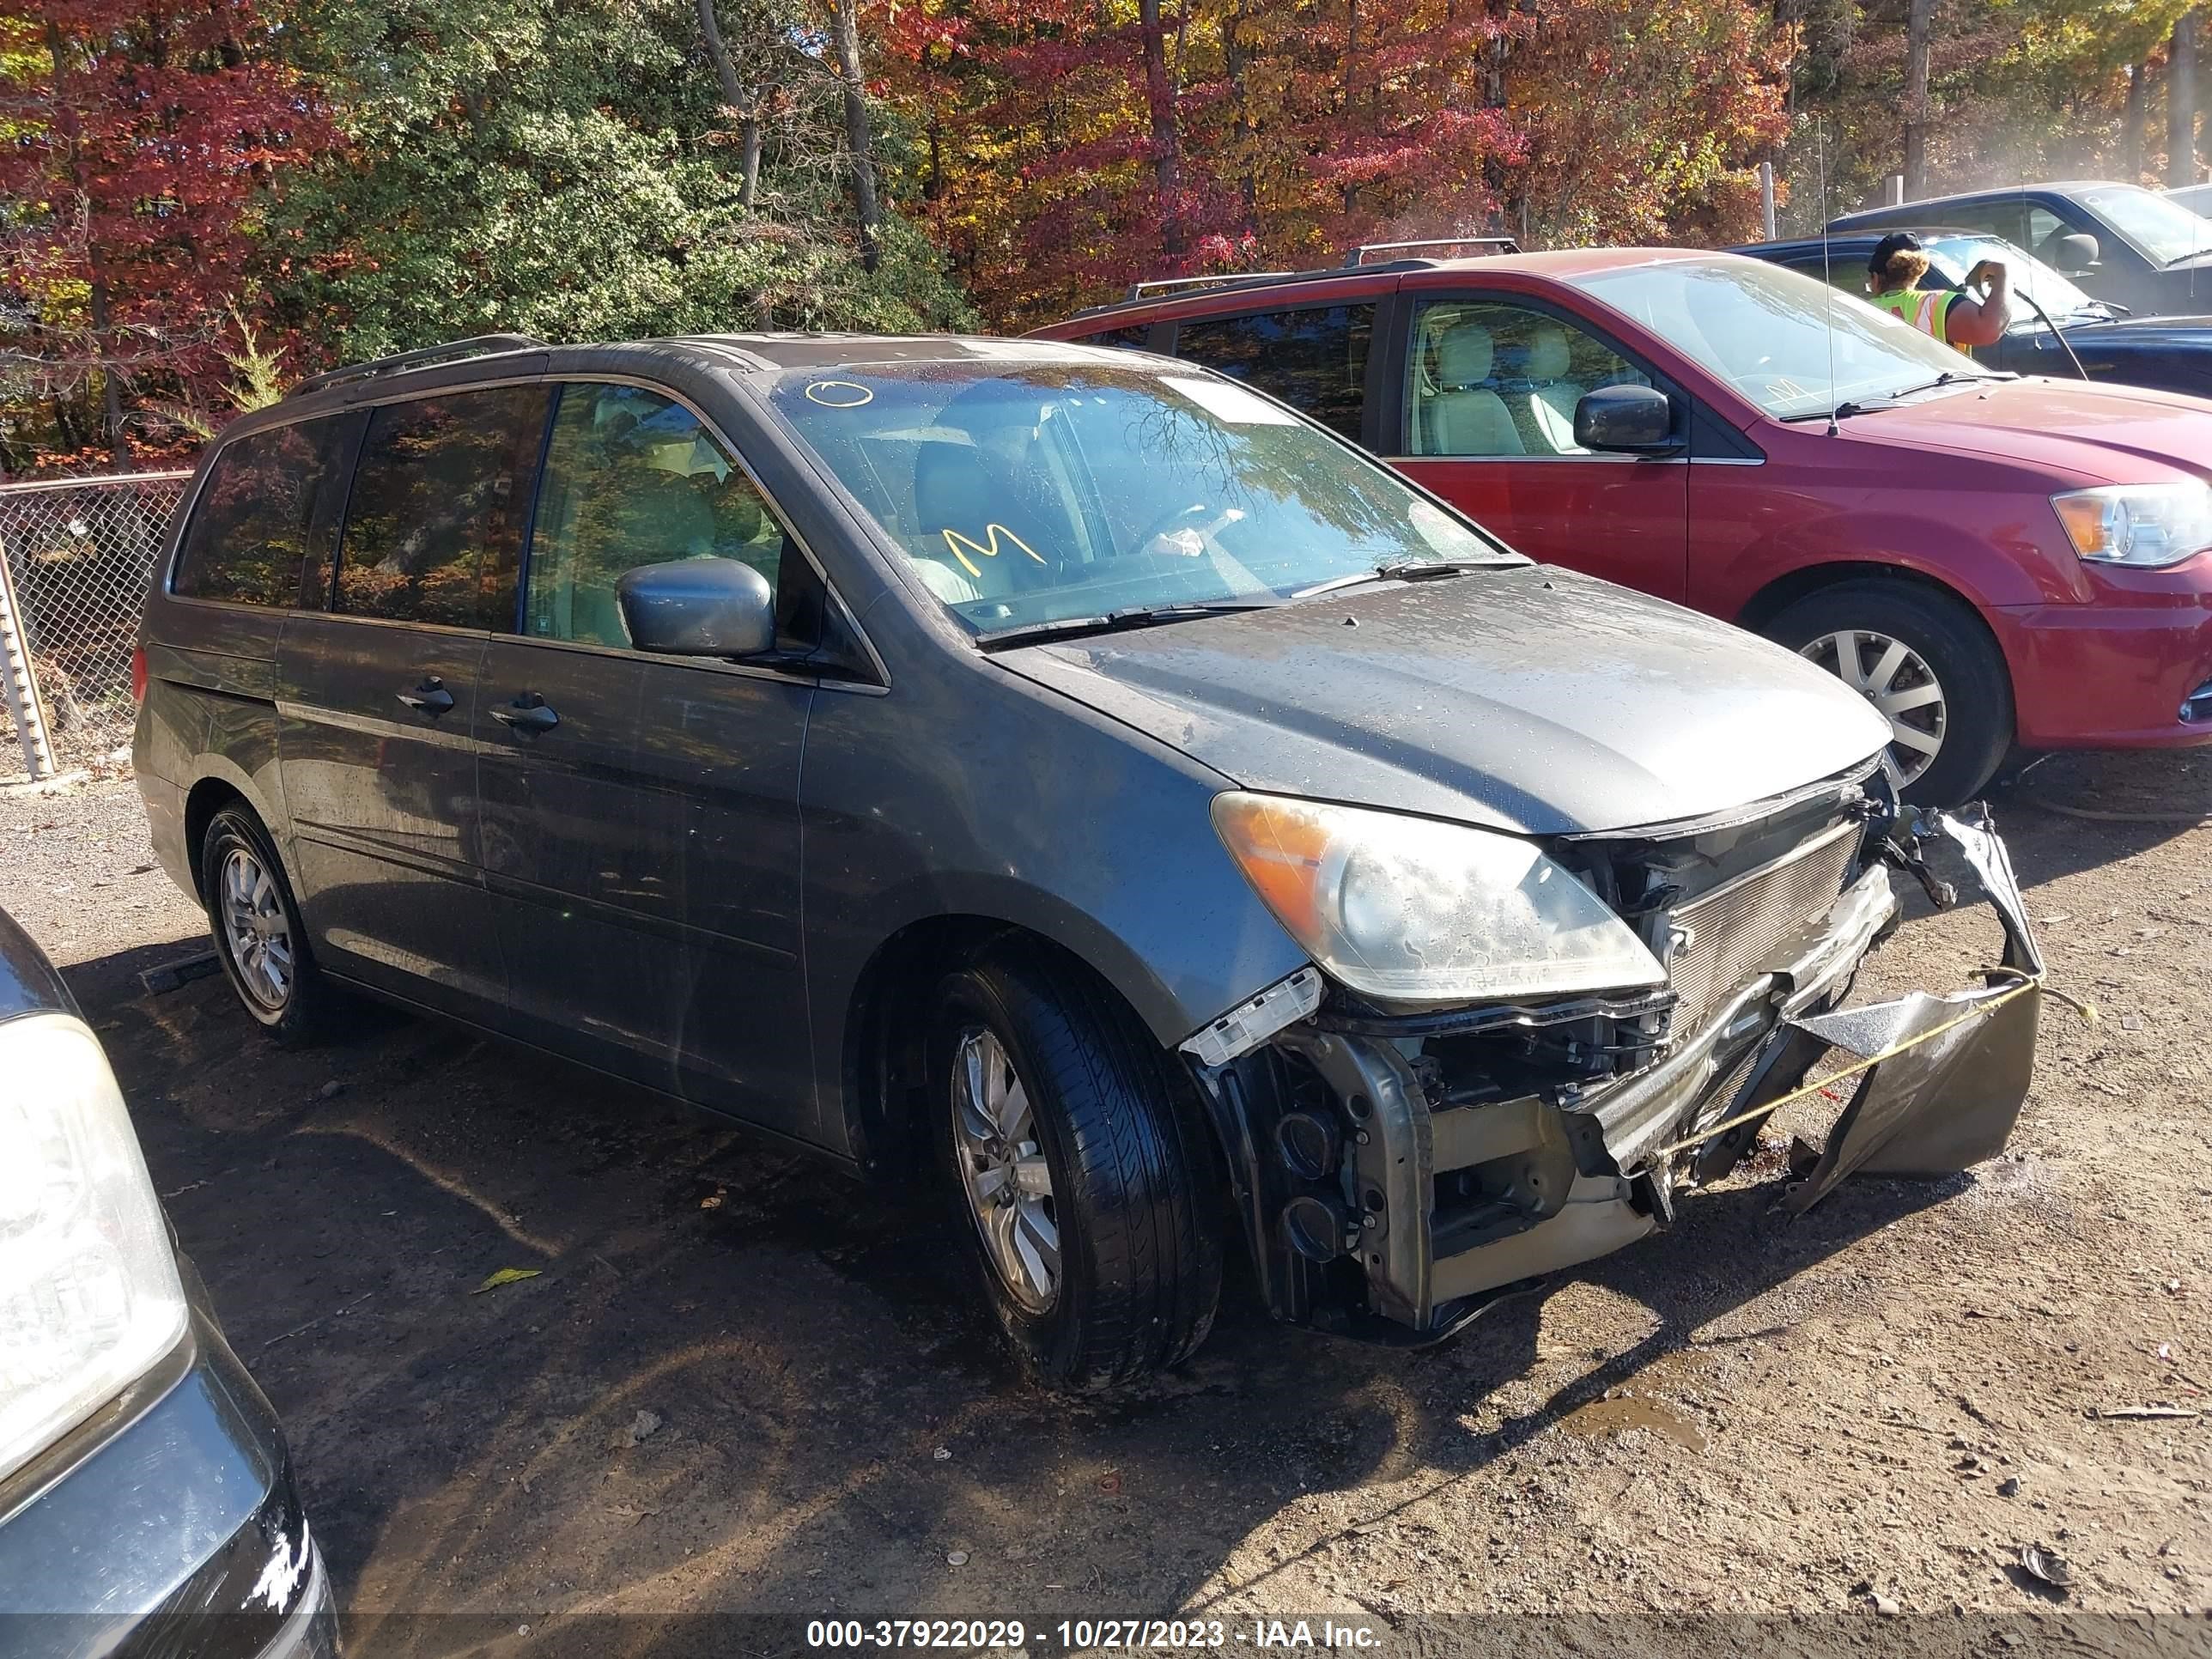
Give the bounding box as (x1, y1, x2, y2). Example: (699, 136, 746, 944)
(219, 844, 294, 1012)
(1799, 628, 1948, 790)
(951, 1027, 1061, 1313)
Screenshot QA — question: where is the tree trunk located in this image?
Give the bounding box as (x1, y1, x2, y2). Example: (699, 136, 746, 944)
(694, 0, 762, 209)
(1224, 0, 1256, 232)
(830, 0, 881, 273)
(1138, 0, 1185, 258)
(2173, 11, 2202, 187)
(2123, 62, 2146, 182)
(1902, 0, 1932, 200)
(44, 23, 131, 471)
(88, 261, 129, 471)
(1340, 0, 1360, 217)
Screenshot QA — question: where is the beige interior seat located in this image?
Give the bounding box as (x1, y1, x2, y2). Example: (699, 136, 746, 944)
(1422, 323, 1524, 457)
(910, 441, 1012, 603)
(1522, 325, 1587, 454)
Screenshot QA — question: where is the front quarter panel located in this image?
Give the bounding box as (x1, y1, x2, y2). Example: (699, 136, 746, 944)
(799, 632, 1311, 1159)
(1692, 427, 2089, 617)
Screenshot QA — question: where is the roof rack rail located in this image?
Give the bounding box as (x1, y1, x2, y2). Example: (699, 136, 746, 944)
(1123, 270, 1297, 301)
(1063, 256, 1441, 323)
(291, 333, 547, 398)
(1342, 236, 1519, 266)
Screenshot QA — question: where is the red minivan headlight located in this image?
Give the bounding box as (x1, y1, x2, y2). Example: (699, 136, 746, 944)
(2052, 483, 2212, 568)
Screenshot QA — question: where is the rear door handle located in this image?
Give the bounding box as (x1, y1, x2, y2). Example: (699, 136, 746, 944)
(397, 678, 455, 715)
(491, 696, 560, 734)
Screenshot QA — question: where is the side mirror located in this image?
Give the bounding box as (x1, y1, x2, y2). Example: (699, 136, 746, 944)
(1573, 385, 1678, 454)
(2051, 233, 2100, 275)
(617, 558, 775, 657)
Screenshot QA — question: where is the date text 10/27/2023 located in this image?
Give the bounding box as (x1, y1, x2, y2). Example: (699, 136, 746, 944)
(805, 1619, 1384, 1650)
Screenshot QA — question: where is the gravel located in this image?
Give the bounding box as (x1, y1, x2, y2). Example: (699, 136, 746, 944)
(12, 756, 2210, 1633)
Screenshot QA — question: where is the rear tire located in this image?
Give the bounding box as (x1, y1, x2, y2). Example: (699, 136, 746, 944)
(1765, 579, 2014, 805)
(199, 805, 343, 1046)
(929, 946, 1222, 1390)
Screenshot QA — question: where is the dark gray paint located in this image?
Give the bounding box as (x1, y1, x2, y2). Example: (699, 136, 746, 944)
(998, 565, 1889, 836)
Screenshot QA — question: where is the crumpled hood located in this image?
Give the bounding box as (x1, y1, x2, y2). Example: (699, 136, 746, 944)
(1848, 376, 2212, 483)
(997, 565, 1889, 836)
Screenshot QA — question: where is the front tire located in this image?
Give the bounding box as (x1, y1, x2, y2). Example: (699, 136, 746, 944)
(930, 947, 1222, 1390)
(199, 805, 342, 1045)
(1765, 579, 2014, 805)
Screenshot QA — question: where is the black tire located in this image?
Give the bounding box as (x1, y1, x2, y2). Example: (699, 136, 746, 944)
(1764, 579, 2014, 806)
(929, 946, 1222, 1390)
(198, 805, 343, 1046)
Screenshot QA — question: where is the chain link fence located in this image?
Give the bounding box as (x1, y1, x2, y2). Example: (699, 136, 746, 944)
(0, 470, 192, 776)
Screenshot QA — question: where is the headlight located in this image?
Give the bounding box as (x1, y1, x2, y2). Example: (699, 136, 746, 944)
(1212, 793, 1666, 1008)
(2052, 483, 2212, 568)
(0, 1012, 188, 1483)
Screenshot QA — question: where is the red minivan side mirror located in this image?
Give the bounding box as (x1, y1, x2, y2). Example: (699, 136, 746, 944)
(1573, 385, 1680, 454)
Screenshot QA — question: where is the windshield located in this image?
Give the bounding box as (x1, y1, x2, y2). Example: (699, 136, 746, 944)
(1925, 235, 2102, 324)
(2079, 183, 2212, 266)
(1569, 255, 1975, 421)
(766, 356, 1515, 633)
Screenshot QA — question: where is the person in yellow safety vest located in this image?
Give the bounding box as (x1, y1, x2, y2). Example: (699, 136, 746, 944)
(1866, 230, 2011, 355)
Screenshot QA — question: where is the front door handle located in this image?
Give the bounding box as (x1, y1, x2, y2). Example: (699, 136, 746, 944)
(491, 695, 560, 734)
(397, 677, 455, 715)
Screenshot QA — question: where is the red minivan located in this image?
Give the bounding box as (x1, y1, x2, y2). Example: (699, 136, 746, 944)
(1033, 248, 2212, 801)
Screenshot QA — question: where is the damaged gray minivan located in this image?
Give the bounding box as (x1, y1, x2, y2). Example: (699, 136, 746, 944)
(135, 332, 2043, 1388)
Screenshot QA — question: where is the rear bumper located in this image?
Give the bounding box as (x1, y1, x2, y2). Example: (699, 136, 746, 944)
(136, 769, 196, 901)
(0, 1263, 334, 1659)
(1994, 580, 2212, 749)
(1194, 810, 2043, 1344)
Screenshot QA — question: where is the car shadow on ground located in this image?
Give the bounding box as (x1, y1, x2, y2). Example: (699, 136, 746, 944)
(1981, 748, 2209, 891)
(78, 945, 1977, 1656)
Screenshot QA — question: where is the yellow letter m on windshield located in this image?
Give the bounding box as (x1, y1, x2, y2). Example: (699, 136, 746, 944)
(942, 524, 1048, 580)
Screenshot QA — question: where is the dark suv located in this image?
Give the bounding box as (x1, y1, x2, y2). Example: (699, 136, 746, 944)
(1827, 180, 2212, 319)
(136, 331, 2041, 1385)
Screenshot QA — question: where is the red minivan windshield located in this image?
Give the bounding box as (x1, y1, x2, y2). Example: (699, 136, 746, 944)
(1569, 255, 1982, 422)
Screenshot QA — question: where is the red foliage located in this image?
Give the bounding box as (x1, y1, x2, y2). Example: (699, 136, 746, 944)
(878, 0, 1790, 327)
(1, 0, 331, 400)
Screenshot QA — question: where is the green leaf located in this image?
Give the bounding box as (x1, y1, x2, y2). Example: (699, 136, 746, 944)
(473, 1267, 543, 1293)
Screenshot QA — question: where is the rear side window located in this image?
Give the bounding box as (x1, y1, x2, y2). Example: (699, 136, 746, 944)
(1171, 304, 1373, 441)
(173, 418, 349, 607)
(336, 386, 551, 628)
(1077, 325, 1153, 351)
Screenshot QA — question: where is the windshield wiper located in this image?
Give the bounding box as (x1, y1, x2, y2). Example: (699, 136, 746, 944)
(2164, 247, 2212, 267)
(1291, 559, 1489, 599)
(974, 600, 1276, 650)
(1788, 371, 2011, 422)
(1885, 369, 2014, 397)
(1783, 400, 1877, 423)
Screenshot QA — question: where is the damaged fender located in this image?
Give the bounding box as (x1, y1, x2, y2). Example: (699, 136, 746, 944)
(1779, 806, 2045, 1211)
(1177, 798, 2050, 1344)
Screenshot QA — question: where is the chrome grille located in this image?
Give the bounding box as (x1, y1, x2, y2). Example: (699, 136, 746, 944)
(1663, 822, 1859, 1036)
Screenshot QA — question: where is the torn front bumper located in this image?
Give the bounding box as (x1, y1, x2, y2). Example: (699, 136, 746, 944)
(1185, 807, 2044, 1343)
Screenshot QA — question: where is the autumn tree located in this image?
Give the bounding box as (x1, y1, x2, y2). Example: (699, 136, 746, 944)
(876, 0, 1787, 325)
(0, 0, 328, 471)
(264, 0, 968, 366)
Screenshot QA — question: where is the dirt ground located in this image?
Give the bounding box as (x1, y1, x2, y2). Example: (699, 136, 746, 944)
(7, 753, 2210, 1655)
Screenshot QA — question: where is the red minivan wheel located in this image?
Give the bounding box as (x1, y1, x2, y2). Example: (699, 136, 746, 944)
(1765, 580, 2014, 806)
